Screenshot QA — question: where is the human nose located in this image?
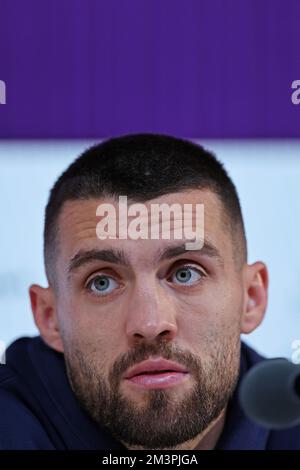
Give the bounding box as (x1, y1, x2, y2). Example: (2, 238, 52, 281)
(125, 280, 178, 346)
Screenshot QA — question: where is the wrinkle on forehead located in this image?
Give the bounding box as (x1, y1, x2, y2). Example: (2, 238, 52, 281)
(57, 190, 233, 269)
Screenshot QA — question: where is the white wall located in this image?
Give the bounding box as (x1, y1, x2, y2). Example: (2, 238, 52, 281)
(0, 140, 299, 360)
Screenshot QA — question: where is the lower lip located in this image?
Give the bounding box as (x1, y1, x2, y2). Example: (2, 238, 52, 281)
(124, 372, 189, 389)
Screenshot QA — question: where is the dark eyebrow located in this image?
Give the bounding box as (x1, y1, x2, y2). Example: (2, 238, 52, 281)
(68, 249, 129, 276)
(68, 240, 223, 278)
(155, 241, 223, 265)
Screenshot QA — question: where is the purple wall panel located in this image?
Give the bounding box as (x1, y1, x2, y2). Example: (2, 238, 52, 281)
(0, 0, 299, 138)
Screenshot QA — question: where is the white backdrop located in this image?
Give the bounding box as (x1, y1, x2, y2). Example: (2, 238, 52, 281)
(1, 140, 299, 360)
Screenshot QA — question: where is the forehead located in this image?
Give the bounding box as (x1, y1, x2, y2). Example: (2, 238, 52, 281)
(57, 189, 232, 266)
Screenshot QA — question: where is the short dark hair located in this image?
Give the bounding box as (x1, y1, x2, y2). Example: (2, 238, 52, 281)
(44, 133, 247, 287)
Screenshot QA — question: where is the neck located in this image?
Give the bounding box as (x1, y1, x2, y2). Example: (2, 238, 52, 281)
(122, 406, 227, 451)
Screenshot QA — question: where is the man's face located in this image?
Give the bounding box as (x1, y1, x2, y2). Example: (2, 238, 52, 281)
(52, 189, 245, 449)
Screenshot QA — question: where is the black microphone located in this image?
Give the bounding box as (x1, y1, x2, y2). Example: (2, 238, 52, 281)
(239, 358, 300, 429)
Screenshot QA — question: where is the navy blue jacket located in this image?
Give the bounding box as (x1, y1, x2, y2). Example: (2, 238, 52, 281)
(0, 336, 300, 450)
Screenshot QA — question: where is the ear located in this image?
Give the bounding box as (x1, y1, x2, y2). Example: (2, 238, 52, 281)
(29, 284, 64, 353)
(240, 261, 268, 334)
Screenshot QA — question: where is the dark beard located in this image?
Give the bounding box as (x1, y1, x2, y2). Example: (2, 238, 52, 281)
(64, 337, 240, 450)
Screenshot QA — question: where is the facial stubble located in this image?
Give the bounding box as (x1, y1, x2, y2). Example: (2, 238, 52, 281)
(63, 332, 240, 450)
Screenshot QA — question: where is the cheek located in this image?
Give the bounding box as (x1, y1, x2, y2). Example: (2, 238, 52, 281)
(174, 285, 230, 321)
(175, 283, 242, 341)
(205, 278, 243, 318)
(57, 294, 124, 356)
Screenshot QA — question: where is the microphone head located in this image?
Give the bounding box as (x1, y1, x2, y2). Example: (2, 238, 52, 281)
(239, 358, 300, 429)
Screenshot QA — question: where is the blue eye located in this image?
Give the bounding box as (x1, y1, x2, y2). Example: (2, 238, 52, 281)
(88, 275, 119, 296)
(171, 266, 203, 286)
